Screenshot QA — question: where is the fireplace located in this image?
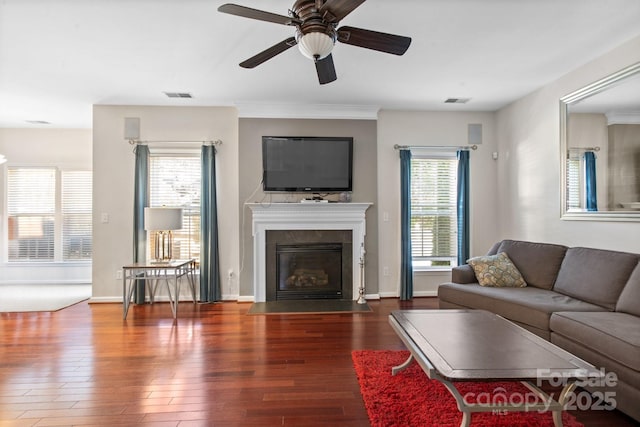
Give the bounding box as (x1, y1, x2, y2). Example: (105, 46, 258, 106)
(266, 230, 352, 301)
(248, 202, 371, 303)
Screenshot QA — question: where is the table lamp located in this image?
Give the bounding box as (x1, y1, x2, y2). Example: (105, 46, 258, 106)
(144, 207, 183, 263)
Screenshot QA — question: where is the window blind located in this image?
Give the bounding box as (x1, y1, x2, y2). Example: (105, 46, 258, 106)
(7, 168, 56, 261)
(149, 155, 201, 260)
(566, 158, 581, 210)
(62, 170, 93, 260)
(410, 156, 458, 267)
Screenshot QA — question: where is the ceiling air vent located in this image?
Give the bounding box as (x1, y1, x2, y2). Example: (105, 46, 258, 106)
(163, 92, 193, 98)
(26, 120, 51, 125)
(444, 98, 471, 104)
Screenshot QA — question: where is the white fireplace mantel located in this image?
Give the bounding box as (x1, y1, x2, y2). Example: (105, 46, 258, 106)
(247, 202, 372, 302)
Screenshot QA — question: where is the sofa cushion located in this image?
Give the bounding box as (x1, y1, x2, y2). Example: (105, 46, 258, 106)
(438, 282, 605, 333)
(553, 247, 639, 310)
(616, 261, 640, 316)
(496, 240, 567, 290)
(550, 311, 640, 372)
(468, 252, 526, 287)
(451, 264, 477, 284)
(486, 241, 501, 256)
(551, 333, 640, 393)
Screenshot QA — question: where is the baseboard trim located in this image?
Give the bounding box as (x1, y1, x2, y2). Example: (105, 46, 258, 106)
(1, 280, 91, 286)
(90, 294, 241, 304)
(89, 297, 120, 304)
(415, 290, 439, 297)
(379, 290, 438, 298)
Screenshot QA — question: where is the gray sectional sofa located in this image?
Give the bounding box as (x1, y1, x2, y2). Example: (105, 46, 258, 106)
(437, 239, 640, 421)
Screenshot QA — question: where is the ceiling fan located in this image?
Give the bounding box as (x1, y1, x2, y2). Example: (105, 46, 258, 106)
(217, 0, 412, 85)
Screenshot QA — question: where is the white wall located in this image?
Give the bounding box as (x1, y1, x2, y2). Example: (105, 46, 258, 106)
(0, 128, 92, 284)
(496, 35, 640, 253)
(91, 106, 239, 301)
(377, 111, 499, 296)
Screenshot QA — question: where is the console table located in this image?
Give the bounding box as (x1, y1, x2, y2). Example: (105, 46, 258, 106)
(122, 259, 197, 319)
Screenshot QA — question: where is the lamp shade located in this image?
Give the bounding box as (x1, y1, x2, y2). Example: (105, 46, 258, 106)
(297, 31, 334, 60)
(144, 207, 183, 231)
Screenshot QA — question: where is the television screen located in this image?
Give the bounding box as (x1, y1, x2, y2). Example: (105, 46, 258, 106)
(262, 136, 353, 192)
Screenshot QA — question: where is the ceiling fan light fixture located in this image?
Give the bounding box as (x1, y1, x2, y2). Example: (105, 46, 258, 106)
(296, 31, 335, 60)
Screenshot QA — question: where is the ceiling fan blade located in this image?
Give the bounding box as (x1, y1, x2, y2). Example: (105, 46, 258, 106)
(218, 3, 300, 25)
(337, 26, 411, 55)
(315, 54, 337, 85)
(320, 0, 367, 22)
(239, 37, 297, 69)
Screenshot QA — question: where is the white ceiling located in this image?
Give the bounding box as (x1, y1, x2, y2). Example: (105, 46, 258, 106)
(1, 0, 640, 129)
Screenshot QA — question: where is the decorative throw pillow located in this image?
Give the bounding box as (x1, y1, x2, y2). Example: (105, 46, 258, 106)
(467, 252, 527, 288)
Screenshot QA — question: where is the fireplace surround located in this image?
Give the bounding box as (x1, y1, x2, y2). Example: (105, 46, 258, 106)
(267, 230, 352, 301)
(248, 202, 371, 302)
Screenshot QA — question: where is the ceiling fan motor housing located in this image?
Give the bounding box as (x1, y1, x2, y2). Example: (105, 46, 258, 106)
(293, 0, 337, 60)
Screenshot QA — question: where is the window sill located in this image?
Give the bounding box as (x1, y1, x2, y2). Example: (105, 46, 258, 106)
(4, 261, 92, 267)
(413, 267, 453, 274)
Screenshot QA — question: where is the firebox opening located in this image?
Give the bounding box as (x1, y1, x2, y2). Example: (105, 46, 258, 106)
(276, 243, 343, 300)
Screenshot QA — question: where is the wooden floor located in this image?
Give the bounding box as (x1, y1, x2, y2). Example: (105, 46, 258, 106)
(0, 298, 637, 426)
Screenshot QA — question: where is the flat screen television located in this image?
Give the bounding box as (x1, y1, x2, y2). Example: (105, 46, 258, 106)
(262, 136, 353, 192)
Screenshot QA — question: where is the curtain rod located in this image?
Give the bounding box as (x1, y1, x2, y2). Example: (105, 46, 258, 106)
(128, 139, 222, 146)
(393, 144, 478, 151)
(568, 146, 600, 152)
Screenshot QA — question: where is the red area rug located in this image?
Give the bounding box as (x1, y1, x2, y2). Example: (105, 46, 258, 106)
(352, 350, 584, 427)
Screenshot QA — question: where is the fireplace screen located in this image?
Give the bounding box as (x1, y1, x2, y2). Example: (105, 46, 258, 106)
(276, 243, 343, 300)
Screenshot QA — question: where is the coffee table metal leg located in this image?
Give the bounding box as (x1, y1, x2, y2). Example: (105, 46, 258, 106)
(391, 353, 415, 375)
(553, 410, 564, 427)
(552, 381, 577, 427)
(437, 377, 472, 427)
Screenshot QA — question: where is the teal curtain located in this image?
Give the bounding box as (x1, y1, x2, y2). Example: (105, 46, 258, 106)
(585, 151, 597, 212)
(399, 149, 413, 300)
(133, 144, 149, 304)
(456, 150, 470, 266)
(200, 145, 221, 302)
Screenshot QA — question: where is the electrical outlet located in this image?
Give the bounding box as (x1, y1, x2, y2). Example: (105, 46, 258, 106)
(383, 266, 390, 276)
(115, 269, 123, 280)
(227, 269, 233, 279)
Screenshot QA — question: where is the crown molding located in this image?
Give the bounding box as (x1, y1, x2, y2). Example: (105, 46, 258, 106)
(235, 103, 379, 120)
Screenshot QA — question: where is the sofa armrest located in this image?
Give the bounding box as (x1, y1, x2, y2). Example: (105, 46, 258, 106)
(451, 264, 477, 284)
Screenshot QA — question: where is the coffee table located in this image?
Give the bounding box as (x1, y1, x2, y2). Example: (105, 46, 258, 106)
(389, 309, 604, 427)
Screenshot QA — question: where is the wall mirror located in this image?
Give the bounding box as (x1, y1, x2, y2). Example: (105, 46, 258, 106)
(560, 61, 640, 221)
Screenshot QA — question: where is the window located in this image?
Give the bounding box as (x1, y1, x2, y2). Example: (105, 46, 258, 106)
(566, 157, 581, 210)
(410, 154, 458, 269)
(148, 154, 201, 261)
(7, 167, 92, 262)
(62, 171, 93, 260)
